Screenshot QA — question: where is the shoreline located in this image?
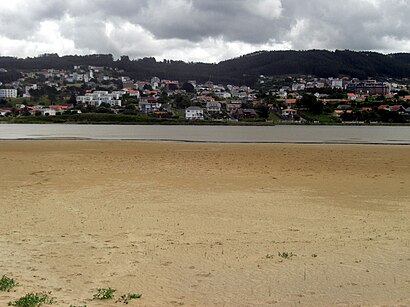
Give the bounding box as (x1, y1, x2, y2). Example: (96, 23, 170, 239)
(1, 137, 410, 145)
(2, 119, 410, 127)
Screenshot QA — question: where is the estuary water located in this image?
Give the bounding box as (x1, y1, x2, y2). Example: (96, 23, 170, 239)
(0, 124, 409, 144)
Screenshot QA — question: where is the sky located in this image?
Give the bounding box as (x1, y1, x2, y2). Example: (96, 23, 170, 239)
(0, 0, 409, 63)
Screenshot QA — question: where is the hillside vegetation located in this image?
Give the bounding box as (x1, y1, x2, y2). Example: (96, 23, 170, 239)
(2, 50, 410, 85)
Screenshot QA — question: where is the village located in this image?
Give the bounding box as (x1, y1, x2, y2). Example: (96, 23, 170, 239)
(1, 65, 410, 124)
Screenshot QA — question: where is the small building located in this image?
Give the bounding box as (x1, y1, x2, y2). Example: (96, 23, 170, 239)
(282, 108, 297, 117)
(124, 88, 140, 98)
(285, 99, 298, 109)
(139, 97, 161, 114)
(139, 102, 162, 114)
(206, 101, 222, 113)
(333, 110, 353, 117)
(337, 104, 352, 110)
(347, 93, 357, 101)
(390, 105, 405, 113)
(330, 78, 344, 89)
(216, 92, 232, 99)
(378, 105, 391, 111)
(0, 108, 12, 116)
(185, 107, 204, 120)
(361, 107, 373, 112)
(235, 108, 257, 119)
(292, 83, 306, 91)
(225, 100, 242, 114)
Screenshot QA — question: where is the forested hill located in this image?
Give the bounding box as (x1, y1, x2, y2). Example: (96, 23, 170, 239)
(2, 50, 410, 85)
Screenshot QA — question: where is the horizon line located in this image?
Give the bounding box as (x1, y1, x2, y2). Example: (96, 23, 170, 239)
(0, 49, 408, 65)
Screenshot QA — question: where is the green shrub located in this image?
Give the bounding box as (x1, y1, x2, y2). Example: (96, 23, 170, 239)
(93, 288, 116, 300)
(8, 292, 54, 307)
(116, 293, 142, 304)
(0, 275, 17, 292)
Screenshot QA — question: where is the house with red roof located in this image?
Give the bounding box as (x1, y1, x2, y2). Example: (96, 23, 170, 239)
(282, 108, 297, 117)
(390, 105, 405, 113)
(378, 105, 390, 111)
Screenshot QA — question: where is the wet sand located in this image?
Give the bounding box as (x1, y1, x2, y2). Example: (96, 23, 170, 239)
(0, 141, 409, 306)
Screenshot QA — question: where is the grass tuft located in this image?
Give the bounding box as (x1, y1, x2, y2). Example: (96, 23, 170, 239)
(278, 252, 295, 259)
(8, 292, 54, 307)
(0, 275, 17, 292)
(93, 288, 116, 300)
(116, 293, 142, 304)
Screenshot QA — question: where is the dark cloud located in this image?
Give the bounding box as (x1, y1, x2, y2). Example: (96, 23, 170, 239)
(0, 0, 409, 62)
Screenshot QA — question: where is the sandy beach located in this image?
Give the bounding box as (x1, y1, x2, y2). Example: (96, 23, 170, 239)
(0, 141, 409, 306)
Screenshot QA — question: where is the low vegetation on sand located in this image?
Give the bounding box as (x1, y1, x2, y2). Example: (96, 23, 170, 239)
(116, 293, 143, 304)
(0, 275, 17, 292)
(278, 252, 295, 259)
(92, 288, 143, 304)
(93, 288, 116, 300)
(8, 292, 54, 307)
(1, 275, 142, 306)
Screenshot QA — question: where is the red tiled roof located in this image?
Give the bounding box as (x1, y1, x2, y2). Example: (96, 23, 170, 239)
(361, 107, 372, 111)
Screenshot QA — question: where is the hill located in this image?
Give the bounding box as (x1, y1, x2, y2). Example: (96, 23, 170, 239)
(1, 50, 410, 85)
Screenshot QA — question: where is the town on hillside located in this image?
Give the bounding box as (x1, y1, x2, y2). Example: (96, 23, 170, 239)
(1, 65, 410, 124)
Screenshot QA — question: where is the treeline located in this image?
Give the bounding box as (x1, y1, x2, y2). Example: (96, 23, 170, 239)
(2, 50, 410, 85)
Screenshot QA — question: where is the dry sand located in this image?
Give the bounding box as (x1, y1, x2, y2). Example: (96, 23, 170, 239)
(0, 141, 409, 306)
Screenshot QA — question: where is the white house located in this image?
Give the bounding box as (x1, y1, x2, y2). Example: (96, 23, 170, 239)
(123, 88, 140, 98)
(347, 93, 358, 101)
(185, 107, 204, 120)
(216, 92, 232, 99)
(330, 78, 344, 89)
(139, 102, 162, 114)
(0, 109, 11, 116)
(292, 83, 306, 91)
(41, 108, 57, 116)
(282, 108, 297, 117)
(151, 77, 161, 89)
(139, 97, 162, 114)
(0, 89, 17, 98)
(76, 91, 123, 107)
(206, 101, 222, 113)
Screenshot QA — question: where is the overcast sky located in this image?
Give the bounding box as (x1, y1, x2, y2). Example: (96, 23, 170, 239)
(0, 0, 409, 62)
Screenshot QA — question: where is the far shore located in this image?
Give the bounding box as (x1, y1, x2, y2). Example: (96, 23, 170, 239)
(1, 114, 410, 126)
(1, 138, 410, 146)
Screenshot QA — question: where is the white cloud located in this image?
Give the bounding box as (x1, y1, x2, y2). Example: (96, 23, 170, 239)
(248, 0, 283, 20)
(0, 0, 409, 61)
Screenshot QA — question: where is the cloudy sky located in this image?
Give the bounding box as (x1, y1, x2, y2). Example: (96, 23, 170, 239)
(0, 0, 409, 62)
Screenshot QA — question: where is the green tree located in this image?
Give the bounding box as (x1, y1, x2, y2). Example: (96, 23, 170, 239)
(394, 90, 409, 98)
(241, 102, 254, 109)
(123, 103, 138, 115)
(159, 92, 170, 104)
(29, 88, 42, 101)
(68, 94, 77, 106)
(301, 94, 323, 115)
(181, 82, 195, 93)
(255, 104, 270, 119)
(44, 86, 58, 102)
(174, 94, 191, 109)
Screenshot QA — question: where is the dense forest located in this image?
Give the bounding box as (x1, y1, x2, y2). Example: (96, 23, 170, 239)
(2, 50, 410, 85)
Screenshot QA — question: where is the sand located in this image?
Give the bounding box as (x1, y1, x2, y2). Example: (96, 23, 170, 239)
(0, 141, 409, 306)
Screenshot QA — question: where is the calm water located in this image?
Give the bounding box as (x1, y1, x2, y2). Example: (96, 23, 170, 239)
(0, 124, 409, 144)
